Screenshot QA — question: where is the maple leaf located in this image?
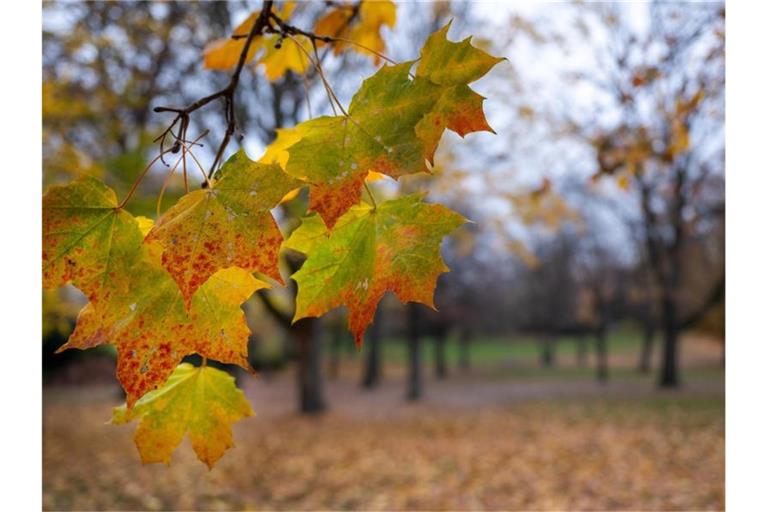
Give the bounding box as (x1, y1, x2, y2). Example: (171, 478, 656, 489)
(203, 11, 262, 71)
(290, 195, 466, 347)
(62, 249, 268, 406)
(283, 24, 503, 228)
(111, 363, 254, 468)
(203, 3, 296, 71)
(314, 0, 397, 64)
(283, 213, 329, 255)
(258, 35, 312, 82)
(145, 150, 301, 308)
(42, 176, 144, 307)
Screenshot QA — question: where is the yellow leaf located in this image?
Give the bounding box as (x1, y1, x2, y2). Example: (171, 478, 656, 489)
(617, 173, 631, 191)
(258, 127, 305, 170)
(111, 363, 254, 469)
(203, 12, 262, 70)
(314, 0, 397, 63)
(258, 35, 312, 81)
(366, 171, 387, 182)
(203, 3, 296, 71)
(134, 216, 154, 237)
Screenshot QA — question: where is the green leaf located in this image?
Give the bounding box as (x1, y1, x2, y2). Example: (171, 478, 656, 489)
(291, 195, 466, 347)
(111, 363, 254, 469)
(283, 24, 503, 228)
(415, 21, 505, 86)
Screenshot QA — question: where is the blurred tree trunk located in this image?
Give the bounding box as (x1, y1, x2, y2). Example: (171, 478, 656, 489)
(294, 318, 326, 414)
(327, 321, 344, 381)
(406, 304, 422, 401)
(539, 334, 555, 368)
(595, 326, 609, 383)
(638, 311, 655, 374)
(658, 295, 679, 388)
(458, 327, 471, 372)
(433, 328, 448, 379)
(576, 335, 588, 367)
(361, 307, 383, 389)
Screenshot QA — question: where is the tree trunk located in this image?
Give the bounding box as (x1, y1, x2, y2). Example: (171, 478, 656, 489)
(361, 307, 383, 389)
(539, 334, 555, 368)
(433, 329, 447, 379)
(406, 304, 422, 401)
(294, 318, 326, 414)
(658, 296, 680, 388)
(576, 335, 588, 367)
(327, 322, 344, 381)
(638, 314, 655, 374)
(459, 327, 471, 372)
(595, 327, 608, 383)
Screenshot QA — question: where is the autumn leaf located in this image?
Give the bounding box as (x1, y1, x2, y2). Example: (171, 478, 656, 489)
(42, 176, 144, 307)
(145, 150, 301, 308)
(111, 363, 254, 469)
(258, 127, 305, 170)
(258, 35, 313, 82)
(283, 24, 503, 228)
(416, 22, 504, 86)
(203, 3, 296, 71)
(314, 0, 397, 64)
(203, 11, 262, 71)
(63, 257, 268, 406)
(283, 213, 329, 255)
(290, 195, 466, 347)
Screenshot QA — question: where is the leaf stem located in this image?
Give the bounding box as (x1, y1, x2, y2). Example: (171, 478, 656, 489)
(363, 181, 377, 210)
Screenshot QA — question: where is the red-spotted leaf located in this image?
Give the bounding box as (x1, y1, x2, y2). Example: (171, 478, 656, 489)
(146, 150, 301, 308)
(42, 176, 144, 306)
(62, 252, 268, 407)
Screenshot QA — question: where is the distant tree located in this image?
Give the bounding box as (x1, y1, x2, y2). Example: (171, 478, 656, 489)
(558, 3, 725, 387)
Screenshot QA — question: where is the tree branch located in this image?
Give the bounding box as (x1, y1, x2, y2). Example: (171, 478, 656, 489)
(255, 289, 293, 329)
(677, 277, 724, 331)
(153, 0, 275, 180)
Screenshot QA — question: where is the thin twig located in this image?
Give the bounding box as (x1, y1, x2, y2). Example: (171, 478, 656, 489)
(153, 0, 276, 180)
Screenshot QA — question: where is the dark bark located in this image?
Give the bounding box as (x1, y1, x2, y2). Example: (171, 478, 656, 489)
(576, 335, 588, 367)
(406, 304, 422, 401)
(433, 329, 448, 379)
(327, 322, 345, 381)
(293, 318, 327, 414)
(361, 308, 383, 389)
(539, 334, 555, 368)
(458, 327, 471, 372)
(595, 327, 609, 383)
(658, 295, 680, 388)
(638, 314, 655, 374)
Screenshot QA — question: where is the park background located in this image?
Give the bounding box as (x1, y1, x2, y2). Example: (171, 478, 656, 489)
(42, 1, 724, 510)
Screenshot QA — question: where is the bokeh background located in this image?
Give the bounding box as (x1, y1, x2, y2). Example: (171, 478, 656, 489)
(42, 1, 725, 510)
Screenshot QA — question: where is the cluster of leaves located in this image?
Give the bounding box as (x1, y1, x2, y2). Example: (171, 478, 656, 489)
(203, 1, 396, 78)
(43, 2, 502, 468)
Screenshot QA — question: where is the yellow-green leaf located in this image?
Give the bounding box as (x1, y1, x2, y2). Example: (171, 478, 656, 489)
(283, 213, 329, 255)
(111, 363, 254, 469)
(42, 176, 143, 307)
(284, 25, 503, 228)
(291, 195, 465, 347)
